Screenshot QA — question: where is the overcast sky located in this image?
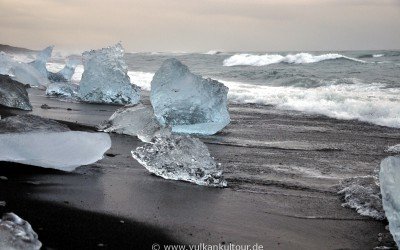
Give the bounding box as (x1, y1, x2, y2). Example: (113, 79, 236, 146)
(0, 0, 399, 52)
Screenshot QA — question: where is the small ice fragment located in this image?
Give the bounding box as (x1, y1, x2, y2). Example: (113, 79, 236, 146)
(78, 43, 141, 105)
(0, 75, 32, 110)
(0, 201, 5, 207)
(0, 176, 7, 181)
(98, 104, 162, 143)
(132, 131, 227, 187)
(385, 144, 400, 153)
(0, 213, 42, 250)
(150, 58, 230, 135)
(380, 156, 400, 248)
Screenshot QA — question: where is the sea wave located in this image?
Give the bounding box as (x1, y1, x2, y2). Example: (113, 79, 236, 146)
(45, 63, 400, 128)
(223, 53, 365, 66)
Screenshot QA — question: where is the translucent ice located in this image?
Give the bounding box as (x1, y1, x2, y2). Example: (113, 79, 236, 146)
(380, 156, 400, 247)
(0, 213, 42, 250)
(131, 132, 227, 187)
(46, 82, 78, 98)
(0, 115, 111, 171)
(78, 43, 141, 105)
(98, 104, 161, 142)
(28, 46, 54, 79)
(0, 75, 32, 110)
(0, 51, 49, 87)
(48, 58, 80, 82)
(150, 58, 230, 135)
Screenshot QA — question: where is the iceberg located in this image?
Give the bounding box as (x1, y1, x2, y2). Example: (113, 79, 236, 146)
(28, 46, 53, 79)
(0, 115, 111, 171)
(380, 156, 400, 247)
(0, 213, 42, 250)
(78, 43, 141, 105)
(48, 58, 80, 82)
(46, 82, 78, 98)
(131, 131, 227, 187)
(0, 75, 32, 110)
(98, 104, 161, 142)
(150, 58, 230, 135)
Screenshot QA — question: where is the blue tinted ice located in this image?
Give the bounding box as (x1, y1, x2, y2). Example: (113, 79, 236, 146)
(380, 156, 400, 248)
(150, 58, 230, 135)
(78, 43, 141, 104)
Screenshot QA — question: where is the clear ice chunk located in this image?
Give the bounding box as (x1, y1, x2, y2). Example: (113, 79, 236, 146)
(150, 58, 230, 135)
(78, 43, 141, 105)
(0, 115, 111, 171)
(0, 75, 32, 110)
(380, 156, 400, 248)
(28, 46, 54, 79)
(0, 213, 42, 250)
(0, 51, 49, 87)
(131, 131, 227, 187)
(46, 82, 78, 98)
(98, 104, 161, 143)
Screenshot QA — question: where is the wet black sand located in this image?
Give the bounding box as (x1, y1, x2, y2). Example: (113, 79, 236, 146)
(1, 88, 399, 249)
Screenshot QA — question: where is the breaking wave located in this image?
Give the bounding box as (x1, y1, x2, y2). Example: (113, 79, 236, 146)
(223, 53, 365, 66)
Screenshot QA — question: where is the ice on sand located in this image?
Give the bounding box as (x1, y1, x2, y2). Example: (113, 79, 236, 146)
(99, 104, 161, 143)
(150, 58, 230, 135)
(0, 115, 111, 171)
(380, 156, 400, 247)
(29, 46, 53, 79)
(46, 82, 78, 98)
(132, 131, 227, 187)
(48, 58, 80, 82)
(0, 213, 42, 250)
(78, 43, 141, 105)
(0, 75, 32, 110)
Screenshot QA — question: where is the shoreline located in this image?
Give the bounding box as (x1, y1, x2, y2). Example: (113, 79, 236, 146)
(0, 88, 398, 249)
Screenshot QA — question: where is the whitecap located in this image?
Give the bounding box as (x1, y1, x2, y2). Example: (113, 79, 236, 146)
(223, 52, 365, 66)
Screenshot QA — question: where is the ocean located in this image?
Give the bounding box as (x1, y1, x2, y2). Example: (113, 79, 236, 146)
(46, 50, 400, 128)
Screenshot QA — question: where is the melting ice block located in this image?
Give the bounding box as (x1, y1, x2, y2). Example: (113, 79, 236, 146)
(132, 131, 227, 187)
(0, 75, 32, 110)
(0, 213, 42, 250)
(0, 115, 111, 171)
(78, 43, 141, 105)
(380, 156, 400, 247)
(99, 104, 161, 142)
(150, 58, 230, 135)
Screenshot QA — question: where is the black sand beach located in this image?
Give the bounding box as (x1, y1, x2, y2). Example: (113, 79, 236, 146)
(1, 88, 398, 249)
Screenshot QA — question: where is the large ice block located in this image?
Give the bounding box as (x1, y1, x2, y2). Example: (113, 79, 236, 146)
(78, 43, 141, 105)
(132, 131, 227, 187)
(150, 58, 230, 135)
(98, 104, 161, 142)
(0, 115, 111, 171)
(380, 156, 400, 247)
(0, 75, 32, 110)
(0, 213, 42, 250)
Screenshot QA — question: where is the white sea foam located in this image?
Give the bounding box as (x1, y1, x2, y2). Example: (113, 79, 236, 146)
(204, 50, 222, 55)
(223, 53, 365, 66)
(373, 54, 384, 58)
(45, 63, 400, 128)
